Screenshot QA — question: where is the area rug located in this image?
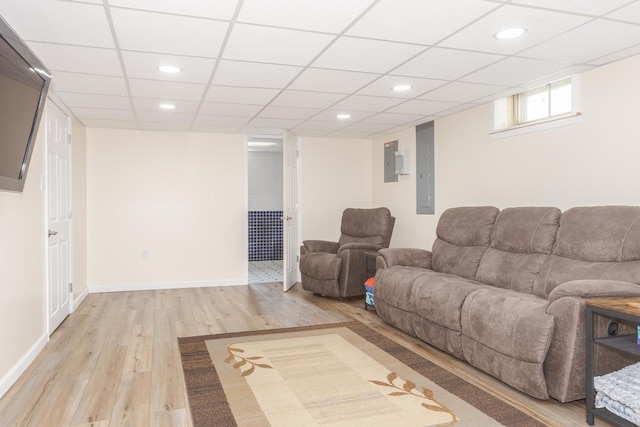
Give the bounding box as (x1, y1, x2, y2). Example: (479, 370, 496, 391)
(178, 321, 544, 427)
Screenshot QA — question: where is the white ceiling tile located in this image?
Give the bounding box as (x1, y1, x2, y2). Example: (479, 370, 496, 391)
(0, 0, 114, 47)
(589, 45, 640, 66)
(258, 106, 321, 120)
(71, 107, 135, 121)
(420, 82, 508, 103)
(50, 72, 129, 96)
(212, 60, 302, 88)
(439, 5, 591, 55)
(312, 37, 425, 73)
(289, 68, 380, 93)
(223, 24, 334, 66)
(205, 86, 278, 105)
(238, 0, 373, 33)
(199, 102, 263, 117)
(270, 90, 346, 108)
(80, 119, 139, 130)
(29, 43, 122, 76)
(361, 112, 426, 125)
(294, 120, 349, 131)
(608, 2, 640, 23)
(132, 98, 201, 113)
(109, 0, 240, 20)
(357, 75, 446, 98)
(248, 118, 303, 129)
(137, 111, 194, 123)
(387, 99, 460, 115)
(111, 8, 228, 57)
(311, 110, 375, 122)
(521, 19, 640, 64)
(56, 92, 131, 109)
(194, 115, 251, 126)
(128, 79, 206, 101)
(393, 47, 504, 80)
(140, 122, 192, 132)
(511, 0, 631, 15)
(332, 95, 406, 112)
(346, 0, 499, 45)
(121, 51, 216, 84)
(461, 57, 569, 86)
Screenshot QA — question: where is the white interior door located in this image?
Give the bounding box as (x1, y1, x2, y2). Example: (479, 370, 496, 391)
(282, 131, 299, 291)
(46, 102, 71, 334)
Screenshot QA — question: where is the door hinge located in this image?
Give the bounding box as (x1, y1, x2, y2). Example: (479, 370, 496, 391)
(69, 282, 73, 293)
(67, 134, 71, 145)
(296, 255, 299, 263)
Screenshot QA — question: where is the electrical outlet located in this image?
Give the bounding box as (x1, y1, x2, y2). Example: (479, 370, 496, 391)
(142, 250, 149, 260)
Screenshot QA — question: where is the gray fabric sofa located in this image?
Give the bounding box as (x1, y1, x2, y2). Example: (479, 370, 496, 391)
(300, 207, 395, 298)
(374, 206, 640, 402)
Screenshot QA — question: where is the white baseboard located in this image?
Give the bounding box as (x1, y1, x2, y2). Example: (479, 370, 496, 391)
(70, 287, 89, 312)
(0, 332, 48, 399)
(89, 278, 247, 293)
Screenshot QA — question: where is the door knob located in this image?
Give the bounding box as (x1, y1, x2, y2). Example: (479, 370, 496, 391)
(48, 229, 58, 237)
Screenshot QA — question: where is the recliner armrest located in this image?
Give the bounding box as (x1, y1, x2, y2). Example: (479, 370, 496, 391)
(377, 248, 432, 269)
(301, 240, 339, 254)
(547, 279, 640, 304)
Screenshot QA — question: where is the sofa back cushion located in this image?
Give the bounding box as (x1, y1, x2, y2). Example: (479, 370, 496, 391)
(533, 206, 640, 298)
(476, 207, 560, 293)
(338, 207, 395, 249)
(432, 206, 499, 279)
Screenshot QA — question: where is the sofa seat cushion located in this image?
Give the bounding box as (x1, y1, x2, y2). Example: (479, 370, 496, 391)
(374, 266, 431, 313)
(461, 288, 555, 399)
(299, 253, 341, 280)
(413, 272, 489, 332)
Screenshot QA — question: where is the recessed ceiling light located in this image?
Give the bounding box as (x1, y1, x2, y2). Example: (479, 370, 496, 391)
(494, 28, 527, 40)
(392, 84, 413, 92)
(336, 113, 351, 120)
(157, 65, 182, 74)
(159, 103, 176, 110)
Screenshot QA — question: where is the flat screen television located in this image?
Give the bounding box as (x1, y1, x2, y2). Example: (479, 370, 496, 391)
(0, 15, 51, 192)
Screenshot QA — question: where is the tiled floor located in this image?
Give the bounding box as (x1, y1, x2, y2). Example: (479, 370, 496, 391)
(248, 260, 283, 283)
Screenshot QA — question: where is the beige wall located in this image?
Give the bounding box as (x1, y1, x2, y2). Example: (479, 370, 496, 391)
(86, 129, 246, 290)
(71, 116, 87, 302)
(0, 120, 45, 387)
(300, 137, 373, 242)
(374, 53, 640, 248)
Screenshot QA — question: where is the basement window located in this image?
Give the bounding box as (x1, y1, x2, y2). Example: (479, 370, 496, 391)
(492, 76, 581, 137)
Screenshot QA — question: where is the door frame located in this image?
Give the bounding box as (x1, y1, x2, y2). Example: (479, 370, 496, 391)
(243, 133, 301, 286)
(44, 99, 73, 335)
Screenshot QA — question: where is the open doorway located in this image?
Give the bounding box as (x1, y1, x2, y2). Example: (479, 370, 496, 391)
(247, 136, 284, 283)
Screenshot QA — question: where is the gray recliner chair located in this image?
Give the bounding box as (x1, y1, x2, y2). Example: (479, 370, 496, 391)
(299, 207, 395, 298)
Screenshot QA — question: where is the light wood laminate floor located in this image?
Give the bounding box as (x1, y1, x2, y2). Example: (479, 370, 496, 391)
(0, 283, 609, 426)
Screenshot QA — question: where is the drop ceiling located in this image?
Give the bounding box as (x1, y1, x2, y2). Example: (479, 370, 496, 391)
(2, 0, 640, 138)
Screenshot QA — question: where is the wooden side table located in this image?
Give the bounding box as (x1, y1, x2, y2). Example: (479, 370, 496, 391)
(585, 297, 640, 426)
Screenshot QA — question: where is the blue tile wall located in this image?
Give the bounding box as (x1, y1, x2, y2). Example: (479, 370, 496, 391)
(248, 211, 283, 261)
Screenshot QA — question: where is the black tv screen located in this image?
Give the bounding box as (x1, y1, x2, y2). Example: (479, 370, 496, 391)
(0, 15, 51, 192)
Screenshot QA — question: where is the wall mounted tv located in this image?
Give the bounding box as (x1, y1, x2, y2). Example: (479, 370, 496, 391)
(0, 15, 51, 192)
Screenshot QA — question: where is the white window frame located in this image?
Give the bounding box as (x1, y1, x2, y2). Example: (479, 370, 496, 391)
(491, 75, 581, 139)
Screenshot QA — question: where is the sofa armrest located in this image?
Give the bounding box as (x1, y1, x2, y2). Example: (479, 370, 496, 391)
(377, 248, 432, 269)
(337, 242, 382, 255)
(547, 279, 640, 304)
(301, 240, 339, 254)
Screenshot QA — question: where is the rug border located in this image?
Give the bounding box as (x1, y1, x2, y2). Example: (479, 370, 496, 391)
(178, 321, 544, 427)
